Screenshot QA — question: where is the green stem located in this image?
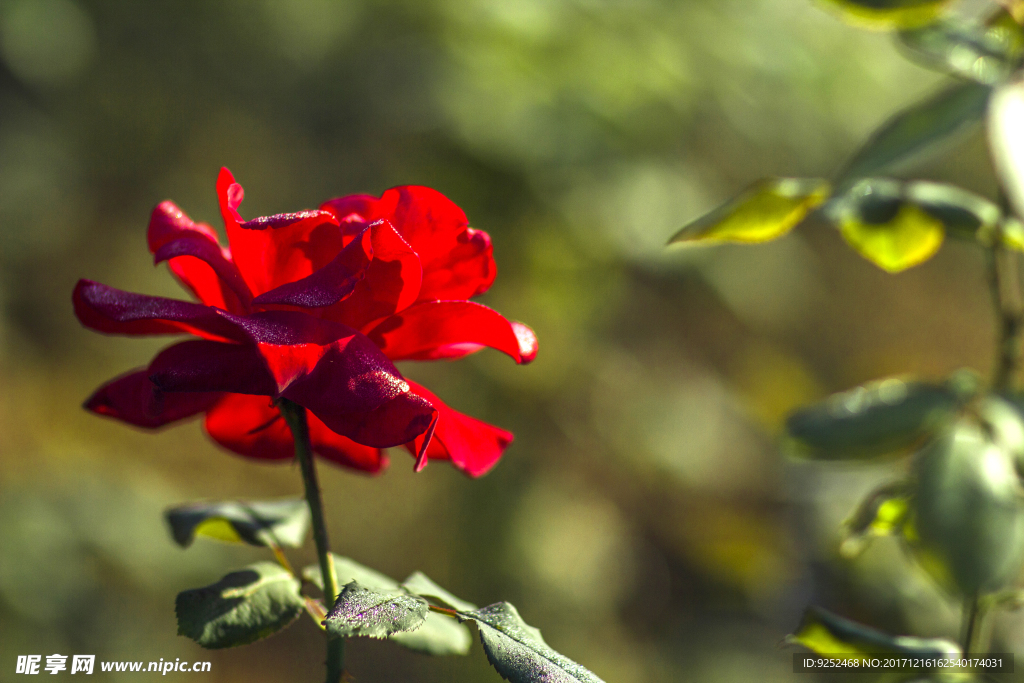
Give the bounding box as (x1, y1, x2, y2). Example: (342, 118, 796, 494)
(278, 399, 344, 683)
(987, 245, 1023, 393)
(960, 593, 980, 655)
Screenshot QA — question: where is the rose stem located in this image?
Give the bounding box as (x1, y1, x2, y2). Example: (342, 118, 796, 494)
(278, 398, 344, 682)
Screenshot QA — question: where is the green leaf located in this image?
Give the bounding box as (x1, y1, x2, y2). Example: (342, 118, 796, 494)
(911, 399, 1024, 594)
(668, 178, 829, 245)
(175, 561, 304, 649)
(903, 180, 1003, 241)
(989, 79, 1024, 220)
(303, 554, 397, 592)
(165, 498, 309, 548)
(388, 606, 473, 656)
(815, 0, 955, 30)
(786, 376, 961, 460)
(840, 480, 913, 558)
(460, 602, 605, 683)
(304, 556, 473, 655)
(834, 81, 990, 189)
(786, 606, 960, 659)
(401, 571, 478, 612)
(898, 14, 1024, 85)
(323, 581, 428, 639)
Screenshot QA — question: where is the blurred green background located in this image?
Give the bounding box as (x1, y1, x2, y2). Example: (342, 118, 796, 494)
(0, 0, 1018, 680)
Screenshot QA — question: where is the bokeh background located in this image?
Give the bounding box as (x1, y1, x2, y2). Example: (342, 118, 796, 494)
(0, 0, 1019, 680)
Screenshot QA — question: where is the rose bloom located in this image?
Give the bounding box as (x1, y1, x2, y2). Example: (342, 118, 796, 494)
(74, 169, 536, 476)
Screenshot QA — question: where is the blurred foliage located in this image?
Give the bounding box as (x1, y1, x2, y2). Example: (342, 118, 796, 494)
(2, 0, 1023, 681)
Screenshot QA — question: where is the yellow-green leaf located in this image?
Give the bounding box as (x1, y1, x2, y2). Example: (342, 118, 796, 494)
(840, 480, 913, 558)
(165, 499, 310, 549)
(668, 178, 829, 246)
(830, 179, 946, 272)
(815, 0, 954, 30)
(786, 606, 959, 659)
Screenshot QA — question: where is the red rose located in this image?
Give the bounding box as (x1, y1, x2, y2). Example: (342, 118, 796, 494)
(75, 168, 536, 477)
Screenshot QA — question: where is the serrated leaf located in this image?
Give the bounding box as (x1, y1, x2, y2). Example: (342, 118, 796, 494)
(166, 499, 309, 548)
(668, 178, 829, 245)
(815, 0, 954, 30)
(832, 179, 944, 271)
(840, 480, 913, 558)
(461, 602, 605, 683)
(834, 81, 990, 190)
(786, 377, 960, 460)
(898, 14, 1024, 85)
(989, 79, 1024, 221)
(786, 606, 960, 659)
(175, 562, 303, 649)
(304, 556, 473, 655)
(323, 581, 428, 639)
(401, 571, 478, 612)
(911, 403, 1024, 594)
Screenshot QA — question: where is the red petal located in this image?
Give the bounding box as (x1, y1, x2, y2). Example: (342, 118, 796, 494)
(252, 225, 372, 309)
(367, 300, 536, 363)
(204, 393, 295, 460)
(418, 226, 495, 301)
(84, 369, 222, 429)
(73, 280, 244, 342)
(310, 390, 436, 448)
(308, 414, 387, 473)
(319, 220, 422, 331)
(323, 186, 496, 302)
(219, 168, 347, 297)
(403, 380, 512, 477)
(320, 195, 378, 224)
(152, 232, 252, 310)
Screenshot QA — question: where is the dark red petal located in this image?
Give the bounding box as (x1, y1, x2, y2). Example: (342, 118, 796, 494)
(148, 200, 222, 251)
(252, 225, 372, 308)
(148, 339, 277, 395)
(73, 279, 244, 342)
(147, 201, 244, 311)
(209, 310, 409, 416)
(309, 390, 436, 449)
(320, 220, 422, 331)
(367, 300, 535, 363)
(204, 393, 295, 461)
(240, 209, 339, 232)
(403, 380, 512, 477)
(153, 234, 252, 308)
(308, 414, 387, 473)
(84, 369, 223, 429)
